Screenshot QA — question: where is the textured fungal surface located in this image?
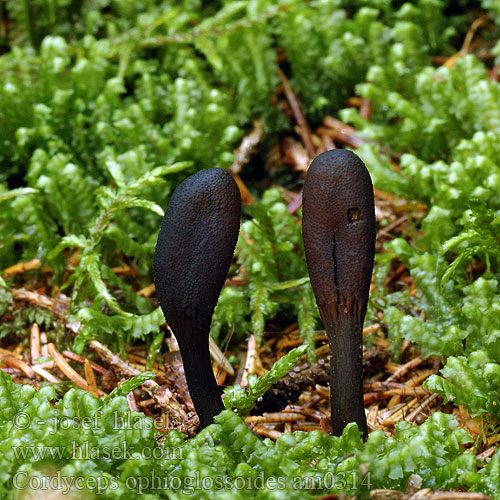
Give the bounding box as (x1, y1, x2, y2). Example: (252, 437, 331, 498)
(302, 149, 375, 311)
(154, 168, 241, 428)
(302, 149, 376, 438)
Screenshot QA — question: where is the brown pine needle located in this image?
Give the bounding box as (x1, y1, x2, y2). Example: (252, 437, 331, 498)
(0, 347, 21, 359)
(137, 283, 156, 297)
(246, 413, 305, 424)
(241, 334, 257, 387)
(32, 365, 62, 384)
(405, 393, 440, 423)
(443, 15, 491, 68)
(231, 173, 256, 205)
(84, 359, 100, 398)
(253, 426, 283, 440)
(48, 343, 91, 392)
(110, 265, 136, 276)
(126, 391, 139, 412)
(4, 356, 35, 379)
(40, 331, 49, 357)
(30, 323, 41, 363)
(386, 356, 424, 383)
(3, 259, 41, 278)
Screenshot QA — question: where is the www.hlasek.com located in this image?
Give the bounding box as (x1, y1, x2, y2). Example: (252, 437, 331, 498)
(14, 470, 372, 495)
(12, 442, 183, 461)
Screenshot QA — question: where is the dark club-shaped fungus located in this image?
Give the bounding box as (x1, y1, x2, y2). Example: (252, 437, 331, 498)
(302, 149, 375, 439)
(153, 168, 241, 428)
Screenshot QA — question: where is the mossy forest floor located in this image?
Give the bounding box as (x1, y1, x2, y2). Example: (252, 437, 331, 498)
(2, 1, 500, 498)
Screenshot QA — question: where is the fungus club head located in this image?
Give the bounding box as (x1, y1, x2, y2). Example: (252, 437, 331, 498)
(154, 168, 241, 428)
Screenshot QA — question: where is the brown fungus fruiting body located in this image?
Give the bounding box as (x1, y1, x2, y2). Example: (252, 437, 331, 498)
(154, 168, 241, 429)
(302, 149, 375, 439)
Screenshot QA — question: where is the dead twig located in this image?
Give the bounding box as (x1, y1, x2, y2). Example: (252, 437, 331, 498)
(277, 68, 315, 159)
(230, 119, 264, 175)
(10, 288, 70, 317)
(89, 340, 198, 435)
(376, 216, 408, 240)
(405, 393, 440, 423)
(62, 350, 110, 376)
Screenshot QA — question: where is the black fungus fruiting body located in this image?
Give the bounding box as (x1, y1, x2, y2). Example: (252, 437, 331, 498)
(302, 149, 376, 439)
(154, 168, 241, 429)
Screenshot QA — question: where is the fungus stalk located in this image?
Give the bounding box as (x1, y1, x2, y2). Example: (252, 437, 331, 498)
(154, 168, 241, 428)
(302, 149, 375, 439)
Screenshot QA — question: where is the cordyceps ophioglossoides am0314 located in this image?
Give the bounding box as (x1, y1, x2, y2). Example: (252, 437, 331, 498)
(302, 149, 376, 439)
(154, 168, 241, 429)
